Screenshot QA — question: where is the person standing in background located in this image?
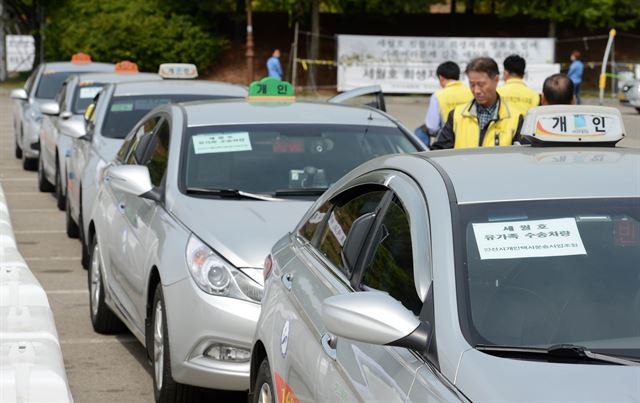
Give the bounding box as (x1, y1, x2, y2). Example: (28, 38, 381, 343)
(567, 50, 584, 104)
(414, 61, 472, 147)
(267, 49, 283, 80)
(497, 54, 540, 116)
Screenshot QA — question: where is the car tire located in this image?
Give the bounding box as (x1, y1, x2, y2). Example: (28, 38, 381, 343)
(15, 143, 22, 159)
(88, 237, 125, 334)
(151, 284, 205, 403)
(55, 159, 65, 210)
(37, 156, 54, 192)
(252, 357, 275, 403)
(636, 107, 640, 113)
(23, 152, 38, 171)
(65, 195, 79, 238)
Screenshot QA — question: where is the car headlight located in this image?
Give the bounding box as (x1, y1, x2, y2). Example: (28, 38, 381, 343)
(186, 234, 263, 302)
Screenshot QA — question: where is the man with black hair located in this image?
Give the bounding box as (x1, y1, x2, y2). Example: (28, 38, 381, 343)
(497, 54, 540, 115)
(542, 73, 575, 105)
(415, 61, 472, 146)
(432, 57, 523, 149)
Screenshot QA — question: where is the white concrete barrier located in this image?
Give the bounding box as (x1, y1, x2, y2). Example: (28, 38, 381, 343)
(0, 183, 73, 403)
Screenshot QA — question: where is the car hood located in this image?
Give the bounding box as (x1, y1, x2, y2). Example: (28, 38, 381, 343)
(171, 196, 313, 269)
(95, 136, 124, 164)
(58, 115, 86, 139)
(456, 348, 640, 402)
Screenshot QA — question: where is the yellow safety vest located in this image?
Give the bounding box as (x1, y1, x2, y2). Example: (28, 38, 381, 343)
(435, 81, 474, 122)
(497, 79, 540, 116)
(452, 99, 522, 148)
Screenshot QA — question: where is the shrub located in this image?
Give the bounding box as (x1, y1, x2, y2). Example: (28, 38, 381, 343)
(46, 0, 228, 73)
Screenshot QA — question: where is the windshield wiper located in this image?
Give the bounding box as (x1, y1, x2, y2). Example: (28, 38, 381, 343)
(274, 188, 328, 197)
(186, 187, 280, 201)
(475, 344, 640, 366)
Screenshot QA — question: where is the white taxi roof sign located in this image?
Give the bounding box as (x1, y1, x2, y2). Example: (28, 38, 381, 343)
(158, 63, 198, 79)
(521, 105, 625, 146)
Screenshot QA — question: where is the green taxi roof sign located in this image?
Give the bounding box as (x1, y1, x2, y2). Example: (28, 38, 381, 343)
(521, 105, 625, 147)
(247, 77, 295, 101)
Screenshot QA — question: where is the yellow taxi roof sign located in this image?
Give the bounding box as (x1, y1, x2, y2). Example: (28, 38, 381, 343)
(247, 77, 295, 101)
(114, 61, 139, 74)
(71, 52, 92, 64)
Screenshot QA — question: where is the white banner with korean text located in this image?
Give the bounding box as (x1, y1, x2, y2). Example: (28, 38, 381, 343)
(337, 34, 557, 94)
(6, 35, 35, 72)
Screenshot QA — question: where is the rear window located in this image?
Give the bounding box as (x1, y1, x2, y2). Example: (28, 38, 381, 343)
(36, 71, 81, 99)
(72, 83, 105, 114)
(101, 94, 229, 139)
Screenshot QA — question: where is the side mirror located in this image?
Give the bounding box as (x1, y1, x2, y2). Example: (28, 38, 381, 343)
(60, 111, 73, 120)
(342, 212, 376, 272)
(322, 292, 431, 352)
(104, 165, 161, 202)
(41, 101, 60, 116)
(10, 89, 28, 101)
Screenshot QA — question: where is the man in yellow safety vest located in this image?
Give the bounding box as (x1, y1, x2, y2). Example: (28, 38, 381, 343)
(415, 61, 473, 147)
(432, 57, 524, 149)
(497, 54, 540, 116)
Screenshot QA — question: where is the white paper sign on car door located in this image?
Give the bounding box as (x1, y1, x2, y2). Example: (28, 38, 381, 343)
(472, 217, 586, 260)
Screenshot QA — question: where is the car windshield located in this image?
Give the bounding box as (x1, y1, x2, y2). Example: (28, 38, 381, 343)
(36, 71, 80, 99)
(183, 123, 417, 196)
(72, 83, 105, 114)
(458, 198, 640, 359)
(102, 94, 229, 139)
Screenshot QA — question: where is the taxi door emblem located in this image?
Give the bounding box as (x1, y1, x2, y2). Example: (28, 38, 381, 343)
(280, 320, 290, 357)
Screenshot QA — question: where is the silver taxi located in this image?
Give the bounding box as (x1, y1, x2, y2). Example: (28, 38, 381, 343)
(65, 78, 247, 264)
(38, 65, 160, 210)
(625, 80, 640, 113)
(10, 53, 113, 170)
(250, 105, 640, 403)
(89, 82, 423, 401)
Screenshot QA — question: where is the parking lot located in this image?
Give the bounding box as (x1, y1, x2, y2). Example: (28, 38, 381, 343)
(1, 88, 639, 402)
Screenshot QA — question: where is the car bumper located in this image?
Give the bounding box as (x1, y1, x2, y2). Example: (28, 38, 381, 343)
(163, 277, 260, 391)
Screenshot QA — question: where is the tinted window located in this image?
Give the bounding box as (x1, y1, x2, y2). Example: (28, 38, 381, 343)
(55, 83, 67, 111)
(102, 94, 227, 139)
(318, 191, 386, 273)
(145, 121, 170, 187)
(73, 83, 105, 114)
(300, 201, 332, 242)
(459, 198, 640, 357)
(184, 124, 417, 195)
(36, 71, 81, 99)
(361, 198, 422, 315)
(117, 116, 160, 163)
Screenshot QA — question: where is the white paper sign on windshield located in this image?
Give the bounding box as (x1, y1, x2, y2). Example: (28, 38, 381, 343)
(79, 87, 102, 99)
(192, 132, 252, 154)
(473, 218, 586, 260)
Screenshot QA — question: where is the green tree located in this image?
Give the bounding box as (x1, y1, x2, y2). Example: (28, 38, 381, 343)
(45, 0, 228, 72)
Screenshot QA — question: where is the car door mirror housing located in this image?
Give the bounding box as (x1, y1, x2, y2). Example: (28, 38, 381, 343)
(342, 212, 376, 272)
(60, 111, 73, 120)
(104, 165, 161, 202)
(322, 292, 431, 352)
(10, 89, 28, 100)
(40, 101, 60, 116)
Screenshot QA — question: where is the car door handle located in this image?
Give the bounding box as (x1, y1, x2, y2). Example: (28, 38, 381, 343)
(281, 273, 293, 291)
(321, 333, 337, 360)
(117, 202, 126, 213)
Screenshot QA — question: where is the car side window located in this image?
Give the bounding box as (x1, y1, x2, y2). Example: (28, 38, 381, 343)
(317, 190, 386, 275)
(360, 197, 422, 316)
(124, 116, 161, 165)
(299, 201, 332, 242)
(144, 120, 171, 188)
(56, 83, 67, 110)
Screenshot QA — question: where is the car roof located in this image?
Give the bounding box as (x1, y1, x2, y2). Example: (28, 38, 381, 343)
(41, 61, 114, 72)
(181, 100, 398, 127)
(422, 147, 640, 204)
(112, 80, 247, 97)
(74, 72, 161, 84)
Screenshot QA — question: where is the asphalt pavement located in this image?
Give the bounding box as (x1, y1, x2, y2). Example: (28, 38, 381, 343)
(1, 88, 639, 402)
